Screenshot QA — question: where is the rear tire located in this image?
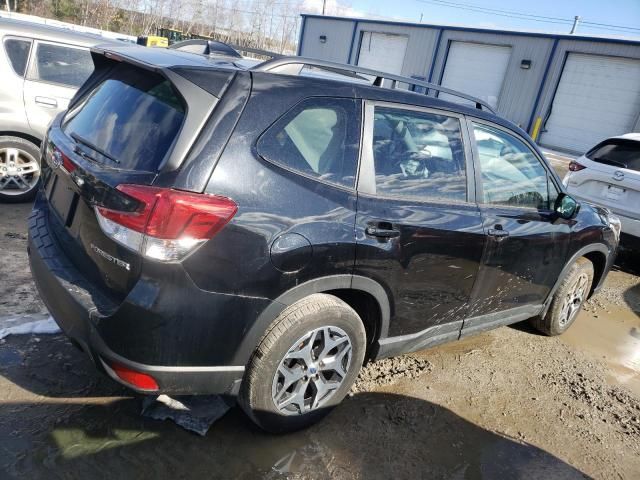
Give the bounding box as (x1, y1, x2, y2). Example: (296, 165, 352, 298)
(531, 257, 594, 336)
(239, 294, 366, 433)
(0, 136, 41, 203)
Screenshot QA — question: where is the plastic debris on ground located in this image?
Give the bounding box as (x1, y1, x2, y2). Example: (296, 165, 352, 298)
(141, 394, 232, 436)
(0, 314, 61, 340)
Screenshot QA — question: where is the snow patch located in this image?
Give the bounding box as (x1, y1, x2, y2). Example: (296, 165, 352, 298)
(0, 316, 61, 340)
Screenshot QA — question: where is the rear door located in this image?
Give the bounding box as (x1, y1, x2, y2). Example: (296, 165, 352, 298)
(1, 36, 32, 129)
(24, 40, 93, 134)
(354, 101, 485, 339)
(42, 61, 188, 302)
(467, 119, 571, 320)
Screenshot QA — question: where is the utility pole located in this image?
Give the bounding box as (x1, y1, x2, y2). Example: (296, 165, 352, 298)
(322, 0, 326, 16)
(570, 16, 581, 34)
(419, 13, 423, 23)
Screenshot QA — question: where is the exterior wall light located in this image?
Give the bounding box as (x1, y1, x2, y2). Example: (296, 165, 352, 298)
(520, 59, 532, 69)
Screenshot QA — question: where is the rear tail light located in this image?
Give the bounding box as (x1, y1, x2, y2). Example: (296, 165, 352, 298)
(95, 185, 237, 262)
(109, 362, 159, 391)
(569, 161, 586, 172)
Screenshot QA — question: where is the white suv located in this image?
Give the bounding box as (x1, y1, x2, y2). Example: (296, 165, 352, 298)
(563, 133, 640, 252)
(0, 18, 115, 202)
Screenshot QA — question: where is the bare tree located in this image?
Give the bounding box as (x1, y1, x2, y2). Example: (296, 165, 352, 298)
(17, 0, 335, 54)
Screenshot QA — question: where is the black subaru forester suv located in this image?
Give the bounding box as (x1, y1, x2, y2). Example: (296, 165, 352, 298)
(29, 45, 620, 432)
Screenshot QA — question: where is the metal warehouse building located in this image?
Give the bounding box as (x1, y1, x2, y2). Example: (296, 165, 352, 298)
(297, 14, 640, 154)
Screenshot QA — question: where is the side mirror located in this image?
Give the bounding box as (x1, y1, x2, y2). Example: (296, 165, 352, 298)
(555, 193, 580, 219)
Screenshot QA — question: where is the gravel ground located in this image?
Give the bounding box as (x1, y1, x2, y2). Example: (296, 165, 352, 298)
(1, 190, 639, 479)
(0, 204, 44, 317)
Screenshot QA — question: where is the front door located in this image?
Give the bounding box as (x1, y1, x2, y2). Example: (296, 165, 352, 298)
(23, 40, 93, 134)
(467, 120, 571, 322)
(354, 102, 485, 341)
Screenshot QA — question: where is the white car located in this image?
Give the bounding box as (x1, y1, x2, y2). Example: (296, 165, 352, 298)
(563, 133, 640, 252)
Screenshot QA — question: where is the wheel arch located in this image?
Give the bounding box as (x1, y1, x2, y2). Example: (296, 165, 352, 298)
(232, 275, 391, 365)
(541, 243, 611, 318)
(0, 130, 42, 148)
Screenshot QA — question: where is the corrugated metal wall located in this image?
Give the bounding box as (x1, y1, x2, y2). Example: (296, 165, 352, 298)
(299, 16, 640, 149)
(299, 17, 354, 63)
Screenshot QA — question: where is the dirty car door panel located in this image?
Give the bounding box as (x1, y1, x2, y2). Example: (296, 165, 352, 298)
(468, 121, 570, 318)
(355, 102, 485, 338)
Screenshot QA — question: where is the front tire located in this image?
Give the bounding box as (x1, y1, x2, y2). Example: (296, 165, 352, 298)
(239, 294, 366, 433)
(0, 136, 41, 203)
(531, 257, 594, 336)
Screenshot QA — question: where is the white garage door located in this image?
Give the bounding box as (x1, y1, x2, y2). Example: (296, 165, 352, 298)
(540, 53, 640, 153)
(357, 32, 408, 75)
(439, 42, 512, 109)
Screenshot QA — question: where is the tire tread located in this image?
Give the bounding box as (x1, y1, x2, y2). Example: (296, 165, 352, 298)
(532, 257, 594, 336)
(239, 294, 364, 431)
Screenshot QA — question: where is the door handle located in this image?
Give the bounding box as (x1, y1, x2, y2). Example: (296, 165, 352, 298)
(365, 226, 401, 238)
(488, 228, 510, 238)
(35, 96, 58, 108)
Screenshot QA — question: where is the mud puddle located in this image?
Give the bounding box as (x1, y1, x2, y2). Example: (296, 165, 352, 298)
(561, 307, 640, 397)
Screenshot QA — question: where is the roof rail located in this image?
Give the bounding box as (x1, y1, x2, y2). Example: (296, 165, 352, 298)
(252, 56, 495, 113)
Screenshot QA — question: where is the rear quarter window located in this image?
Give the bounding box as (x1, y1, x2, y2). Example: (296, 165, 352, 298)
(63, 64, 185, 171)
(31, 42, 93, 87)
(4, 38, 32, 77)
(256, 97, 360, 188)
(586, 139, 640, 172)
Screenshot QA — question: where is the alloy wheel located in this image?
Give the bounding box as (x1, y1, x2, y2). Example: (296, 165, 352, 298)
(559, 272, 589, 327)
(271, 326, 353, 415)
(0, 148, 40, 196)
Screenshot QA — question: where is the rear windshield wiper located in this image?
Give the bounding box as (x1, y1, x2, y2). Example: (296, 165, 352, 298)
(70, 133, 120, 165)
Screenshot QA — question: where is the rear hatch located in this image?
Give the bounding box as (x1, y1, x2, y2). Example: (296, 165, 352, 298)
(568, 138, 640, 220)
(41, 48, 239, 303)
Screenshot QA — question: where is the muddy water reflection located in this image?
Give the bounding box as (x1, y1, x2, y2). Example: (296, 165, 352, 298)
(562, 306, 640, 396)
(2, 393, 587, 480)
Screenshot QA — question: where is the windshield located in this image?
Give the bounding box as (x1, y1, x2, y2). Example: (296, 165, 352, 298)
(63, 64, 185, 171)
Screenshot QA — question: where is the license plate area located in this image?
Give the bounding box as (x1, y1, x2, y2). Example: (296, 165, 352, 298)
(47, 172, 79, 227)
(604, 184, 625, 201)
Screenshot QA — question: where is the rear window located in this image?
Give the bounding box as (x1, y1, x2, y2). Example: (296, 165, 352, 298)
(586, 139, 640, 172)
(63, 64, 185, 171)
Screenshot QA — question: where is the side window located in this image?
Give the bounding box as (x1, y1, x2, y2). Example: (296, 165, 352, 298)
(372, 106, 467, 202)
(473, 123, 556, 209)
(4, 38, 32, 77)
(257, 98, 360, 188)
(30, 42, 93, 88)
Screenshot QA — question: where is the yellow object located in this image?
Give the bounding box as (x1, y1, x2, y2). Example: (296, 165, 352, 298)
(531, 116, 542, 141)
(137, 36, 169, 48)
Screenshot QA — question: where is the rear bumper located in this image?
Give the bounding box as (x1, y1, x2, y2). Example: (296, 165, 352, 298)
(620, 233, 640, 253)
(28, 193, 246, 395)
